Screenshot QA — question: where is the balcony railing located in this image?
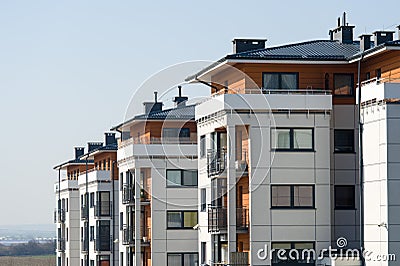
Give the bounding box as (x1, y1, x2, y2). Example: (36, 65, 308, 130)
(81, 239, 89, 253)
(208, 206, 249, 233)
(81, 205, 89, 220)
(57, 238, 66, 252)
(122, 225, 134, 245)
(122, 184, 134, 204)
(207, 149, 227, 177)
(95, 201, 111, 217)
(119, 136, 197, 148)
(54, 209, 65, 223)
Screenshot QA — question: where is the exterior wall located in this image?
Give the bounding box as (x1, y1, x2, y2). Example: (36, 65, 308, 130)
(361, 51, 400, 81)
(196, 93, 332, 265)
(331, 105, 360, 249)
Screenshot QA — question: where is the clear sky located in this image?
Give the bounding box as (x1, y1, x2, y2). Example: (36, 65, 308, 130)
(0, 0, 398, 226)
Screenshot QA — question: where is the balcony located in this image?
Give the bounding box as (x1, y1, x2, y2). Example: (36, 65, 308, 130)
(195, 89, 332, 121)
(81, 205, 89, 220)
(122, 225, 151, 246)
(122, 184, 134, 204)
(207, 149, 227, 177)
(357, 78, 400, 105)
(208, 206, 249, 233)
(81, 239, 89, 253)
(57, 238, 65, 252)
(77, 170, 111, 186)
(54, 209, 65, 223)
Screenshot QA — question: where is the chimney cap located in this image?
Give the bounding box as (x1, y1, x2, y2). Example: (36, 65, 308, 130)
(359, 34, 372, 38)
(373, 30, 395, 34)
(232, 38, 267, 43)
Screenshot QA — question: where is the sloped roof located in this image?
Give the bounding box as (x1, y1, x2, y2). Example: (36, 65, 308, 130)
(134, 104, 195, 120)
(226, 40, 361, 61)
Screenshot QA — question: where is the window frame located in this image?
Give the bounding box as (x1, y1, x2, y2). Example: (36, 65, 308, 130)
(200, 135, 206, 158)
(166, 169, 198, 187)
(271, 127, 315, 152)
(335, 185, 356, 210)
(262, 72, 299, 90)
(167, 253, 199, 266)
(271, 242, 315, 264)
(166, 210, 198, 229)
(334, 129, 355, 153)
(333, 73, 355, 96)
(271, 185, 315, 209)
(200, 188, 206, 212)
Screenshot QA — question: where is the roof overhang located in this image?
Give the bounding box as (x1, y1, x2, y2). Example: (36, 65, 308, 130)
(349, 45, 400, 63)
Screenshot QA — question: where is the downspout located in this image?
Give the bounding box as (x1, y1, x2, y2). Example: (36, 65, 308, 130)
(357, 53, 365, 266)
(85, 157, 89, 266)
(111, 160, 116, 266)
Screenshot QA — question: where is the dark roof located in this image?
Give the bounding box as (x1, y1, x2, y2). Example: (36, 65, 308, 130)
(111, 104, 195, 131)
(349, 39, 400, 60)
(226, 40, 360, 61)
(53, 158, 94, 170)
(134, 104, 195, 120)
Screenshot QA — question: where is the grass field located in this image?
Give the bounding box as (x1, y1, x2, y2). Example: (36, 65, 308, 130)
(0, 255, 55, 266)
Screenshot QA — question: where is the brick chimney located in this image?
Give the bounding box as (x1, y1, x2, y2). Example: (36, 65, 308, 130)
(329, 12, 355, 44)
(232, 39, 267, 53)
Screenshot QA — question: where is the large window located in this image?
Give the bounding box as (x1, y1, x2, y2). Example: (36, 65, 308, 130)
(335, 185, 355, 209)
(334, 73, 354, 96)
(166, 170, 198, 187)
(263, 72, 298, 90)
(167, 211, 198, 229)
(96, 221, 110, 251)
(271, 242, 315, 264)
(167, 253, 199, 266)
(271, 128, 314, 151)
(96, 192, 110, 216)
(162, 128, 190, 139)
(334, 129, 354, 153)
(271, 185, 314, 208)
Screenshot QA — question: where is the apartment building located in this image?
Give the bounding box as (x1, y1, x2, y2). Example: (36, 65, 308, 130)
(78, 133, 120, 266)
(186, 14, 400, 266)
(112, 90, 199, 266)
(54, 133, 119, 266)
(54, 148, 94, 266)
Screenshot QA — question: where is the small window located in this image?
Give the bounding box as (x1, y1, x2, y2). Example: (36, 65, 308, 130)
(334, 129, 354, 153)
(335, 185, 355, 209)
(201, 242, 207, 264)
(167, 211, 198, 229)
(334, 73, 354, 96)
(166, 170, 198, 187)
(120, 212, 123, 230)
(200, 135, 206, 158)
(263, 72, 298, 90)
(90, 226, 94, 241)
(200, 188, 206, 212)
(272, 128, 314, 151)
(271, 185, 314, 208)
(376, 68, 382, 81)
(89, 193, 95, 208)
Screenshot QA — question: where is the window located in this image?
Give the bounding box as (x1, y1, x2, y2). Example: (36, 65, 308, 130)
(271, 185, 314, 208)
(96, 255, 110, 266)
(200, 135, 206, 158)
(263, 72, 298, 90)
(66, 228, 68, 241)
(120, 212, 123, 230)
(201, 188, 206, 212)
(334, 73, 354, 95)
(96, 192, 110, 216)
(96, 221, 110, 251)
(162, 128, 190, 139)
(120, 173, 123, 191)
(90, 226, 94, 241)
(90, 193, 95, 208)
(90, 260, 94, 266)
(272, 242, 315, 264)
(167, 253, 199, 266)
(66, 198, 68, 212)
(334, 129, 354, 153)
(166, 170, 198, 187)
(201, 242, 206, 264)
(376, 68, 382, 81)
(120, 252, 124, 266)
(167, 211, 198, 229)
(272, 128, 314, 151)
(335, 185, 355, 209)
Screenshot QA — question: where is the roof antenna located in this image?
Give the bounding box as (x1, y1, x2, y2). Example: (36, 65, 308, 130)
(337, 17, 340, 27)
(154, 91, 158, 103)
(342, 12, 346, 26)
(178, 85, 182, 97)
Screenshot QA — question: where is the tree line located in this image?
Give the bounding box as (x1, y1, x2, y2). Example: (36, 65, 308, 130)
(0, 240, 55, 256)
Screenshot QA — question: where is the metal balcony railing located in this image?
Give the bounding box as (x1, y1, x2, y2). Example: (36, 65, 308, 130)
(54, 209, 65, 223)
(122, 225, 135, 245)
(122, 184, 134, 204)
(208, 206, 249, 233)
(207, 149, 227, 177)
(57, 238, 65, 252)
(81, 205, 89, 220)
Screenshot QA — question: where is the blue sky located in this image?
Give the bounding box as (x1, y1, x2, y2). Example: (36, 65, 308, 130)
(0, 0, 398, 225)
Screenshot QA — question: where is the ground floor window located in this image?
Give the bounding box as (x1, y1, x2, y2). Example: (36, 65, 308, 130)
(167, 253, 199, 266)
(272, 242, 315, 265)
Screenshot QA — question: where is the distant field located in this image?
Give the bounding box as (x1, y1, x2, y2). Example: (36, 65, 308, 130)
(0, 255, 55, 266)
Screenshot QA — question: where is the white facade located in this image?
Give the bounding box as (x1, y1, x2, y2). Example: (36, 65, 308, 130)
(196, 92, 333, 265)
(55, 178, 81, 266)
(78, 169, 119, 266)
(359, 81, 400, 266)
